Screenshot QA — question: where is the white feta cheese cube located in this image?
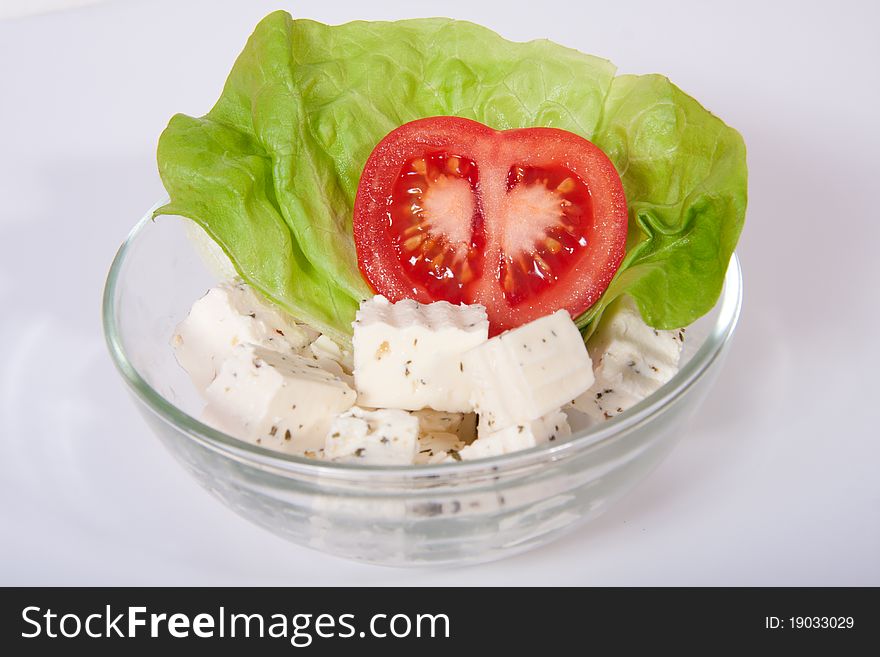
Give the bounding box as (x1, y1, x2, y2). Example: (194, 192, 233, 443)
(571, 384, 643, 421)
(303, 355, 355, 390)
(459, 409, 571, 460)
(202, 344, 355, 455)
(352, 295, 489, 412)
(324, 407, 419, 465)
(463, 309, 593, 431)
(571, 296, 684, 420)
(172, 281, 316, 391)
(414, 431, 467, 464)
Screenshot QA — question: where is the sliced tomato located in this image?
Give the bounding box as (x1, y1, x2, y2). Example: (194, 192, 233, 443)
(353, 116, 627, 334)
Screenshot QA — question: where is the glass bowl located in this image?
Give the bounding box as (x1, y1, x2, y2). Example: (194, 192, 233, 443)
(103, 201, 742, 567)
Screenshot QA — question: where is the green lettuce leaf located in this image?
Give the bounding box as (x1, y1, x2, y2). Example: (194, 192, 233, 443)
(576, 74, 747, 335)
(156, 10, 746, 340)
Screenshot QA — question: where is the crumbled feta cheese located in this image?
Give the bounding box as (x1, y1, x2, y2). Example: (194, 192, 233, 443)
(571, 296, 683, 420)
(459, 409, 571, 460)
(413, 409, 464, 433)
(202, 344, 355, 454)
(352, 295, 489, 412)
(463, 309, 593, 431)
(309, 334, 353, 373)
(324, 407, 419, 465)
(415, 431, 467, 464)
(172, 281, 316, 391)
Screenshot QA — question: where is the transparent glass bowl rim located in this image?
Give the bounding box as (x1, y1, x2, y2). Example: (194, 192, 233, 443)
(102, 201, 743, 481)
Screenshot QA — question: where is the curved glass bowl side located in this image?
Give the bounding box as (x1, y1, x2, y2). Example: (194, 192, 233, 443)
(133, 354, 726, 566)
(103, 206, 742, 565)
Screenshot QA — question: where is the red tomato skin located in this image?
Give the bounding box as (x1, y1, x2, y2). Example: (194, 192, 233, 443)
(353, 116, 627, 333)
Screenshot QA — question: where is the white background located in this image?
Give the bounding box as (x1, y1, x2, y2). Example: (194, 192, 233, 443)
(1, 0, 878, 585)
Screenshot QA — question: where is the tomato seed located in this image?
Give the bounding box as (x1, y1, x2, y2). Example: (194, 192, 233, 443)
(556, 177, 576, 193)
(404, 234, 424, 250)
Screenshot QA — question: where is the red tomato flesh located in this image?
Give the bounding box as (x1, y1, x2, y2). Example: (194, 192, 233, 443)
(354, 117, 628, 334)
